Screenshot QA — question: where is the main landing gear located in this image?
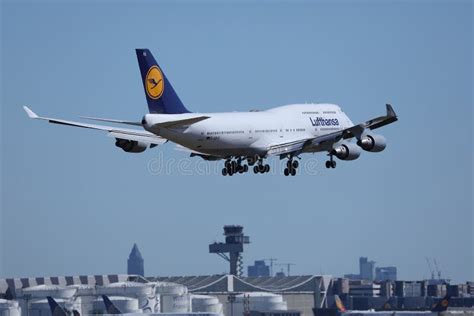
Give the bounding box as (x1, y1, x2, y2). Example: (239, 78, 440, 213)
(325, 154, 337, 169)
(284, 158, 299, 176)
(222, 158, 249, 176)
(221, 156, 270, 176)
(253, 158, 270, 175)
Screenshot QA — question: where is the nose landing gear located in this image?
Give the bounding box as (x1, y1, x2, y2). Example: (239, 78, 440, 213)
(325, 155, 337, 169)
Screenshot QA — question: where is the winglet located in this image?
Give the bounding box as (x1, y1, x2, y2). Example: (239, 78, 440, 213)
(386, 104, 397, 118)
(23, 106, 39, 119)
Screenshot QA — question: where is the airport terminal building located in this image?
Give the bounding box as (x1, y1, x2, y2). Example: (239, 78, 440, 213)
(0, 274, 331, 316)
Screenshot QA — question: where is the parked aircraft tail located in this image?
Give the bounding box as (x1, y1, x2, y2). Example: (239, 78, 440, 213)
(431, 295, 451, 312)
(46, 297, 68, 316)
(334, 295, 347, 313)
(102, 295, 123, 314)
(136, 49, 191, 114)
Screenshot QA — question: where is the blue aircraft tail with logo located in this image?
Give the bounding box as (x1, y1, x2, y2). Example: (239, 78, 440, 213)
(102, 295, 123, 314)
(431, 295, 451, 312)
(46, 297, 68, 316)
(136, 49, 191, 114)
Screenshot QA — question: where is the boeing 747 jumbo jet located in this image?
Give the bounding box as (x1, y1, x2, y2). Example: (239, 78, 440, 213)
(24, 49, 398, 176)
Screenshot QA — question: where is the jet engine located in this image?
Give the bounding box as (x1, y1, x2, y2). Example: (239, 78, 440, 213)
(357, 134, 386, 152)
(115, 139, 148, 153)
(332, 142, 361, 161)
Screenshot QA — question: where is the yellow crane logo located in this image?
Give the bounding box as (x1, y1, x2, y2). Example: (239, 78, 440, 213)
(145, 65, 164, 99)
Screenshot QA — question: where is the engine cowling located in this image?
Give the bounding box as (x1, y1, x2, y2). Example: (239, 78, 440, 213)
(357, 134, 386, 152)
(115, 139, 148, 153)
(332, 142, 361, 161)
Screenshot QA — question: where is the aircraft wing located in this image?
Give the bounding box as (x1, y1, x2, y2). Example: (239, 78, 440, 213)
(175, 144, 222, 160)
(23, 106, 167, 146)
(267, 104, 398, 157)
(266, 138, 312, 157)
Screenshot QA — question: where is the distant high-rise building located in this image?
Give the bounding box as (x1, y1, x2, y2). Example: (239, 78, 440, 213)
(359, 257, 375, 280)
(275, 271, 286, 277)
(344, 273, 361, 280)
(248, 260, 270, 277)
(127, 243, 144, 276)
(375, 266, 397, 281)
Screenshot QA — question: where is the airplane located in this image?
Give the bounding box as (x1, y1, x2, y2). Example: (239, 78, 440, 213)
(24, 49, 398, 176)
(317, 294, 452, 315)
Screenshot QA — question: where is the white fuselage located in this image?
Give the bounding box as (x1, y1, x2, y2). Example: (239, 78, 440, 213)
(143, 103, 354, 157)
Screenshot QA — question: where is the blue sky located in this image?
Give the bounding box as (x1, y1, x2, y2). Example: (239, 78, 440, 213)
(1, 0, 472, 283)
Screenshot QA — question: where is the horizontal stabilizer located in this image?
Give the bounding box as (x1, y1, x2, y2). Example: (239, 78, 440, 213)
(156, 116, 210, 128)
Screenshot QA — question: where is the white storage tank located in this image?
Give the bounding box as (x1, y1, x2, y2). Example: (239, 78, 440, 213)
(156, 282, 187, 296)
(229, 292, 287, 316)
(97, 282, 159, 313)
(0, 299, 21, 316)
(191, 295, 223, 314)
(156, 282, 190, 313)
(161, 293, 191, 313)
(67, 285, 95, 315)
(92, 296, 140, 314)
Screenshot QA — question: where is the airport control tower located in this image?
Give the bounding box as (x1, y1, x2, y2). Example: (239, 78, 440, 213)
(209, 225, 250, 277)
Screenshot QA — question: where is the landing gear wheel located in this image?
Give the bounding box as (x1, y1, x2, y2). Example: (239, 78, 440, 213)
(253, 166, 259, 174)
(225, 160, 231, 169)
(258, 164, 265, 173)
(292, 160, 299, 169)
(325, 161, 330, 168)
(284, 168, 289, 176)
(331, 160, 336, 168)
(264, 164, 270, 173)
(222, 168, 228, 176)
(243, 165, 249, 172)
(291, 168, 296, 176)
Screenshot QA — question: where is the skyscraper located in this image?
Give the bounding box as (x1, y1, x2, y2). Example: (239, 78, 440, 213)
(127, 243, 144, 276)
(359, 257, 375, 280)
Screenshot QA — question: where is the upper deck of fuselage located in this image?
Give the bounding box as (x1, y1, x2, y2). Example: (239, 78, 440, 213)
(196, 103, 342, 117)
(144, 103, 344, 128)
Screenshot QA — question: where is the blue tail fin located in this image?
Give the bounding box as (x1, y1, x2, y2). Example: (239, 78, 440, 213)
(46, 297, 68, 316)
(135, 49, 191, 114)
(102, 295, 123, 314)
(431, 295, 450, 312)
